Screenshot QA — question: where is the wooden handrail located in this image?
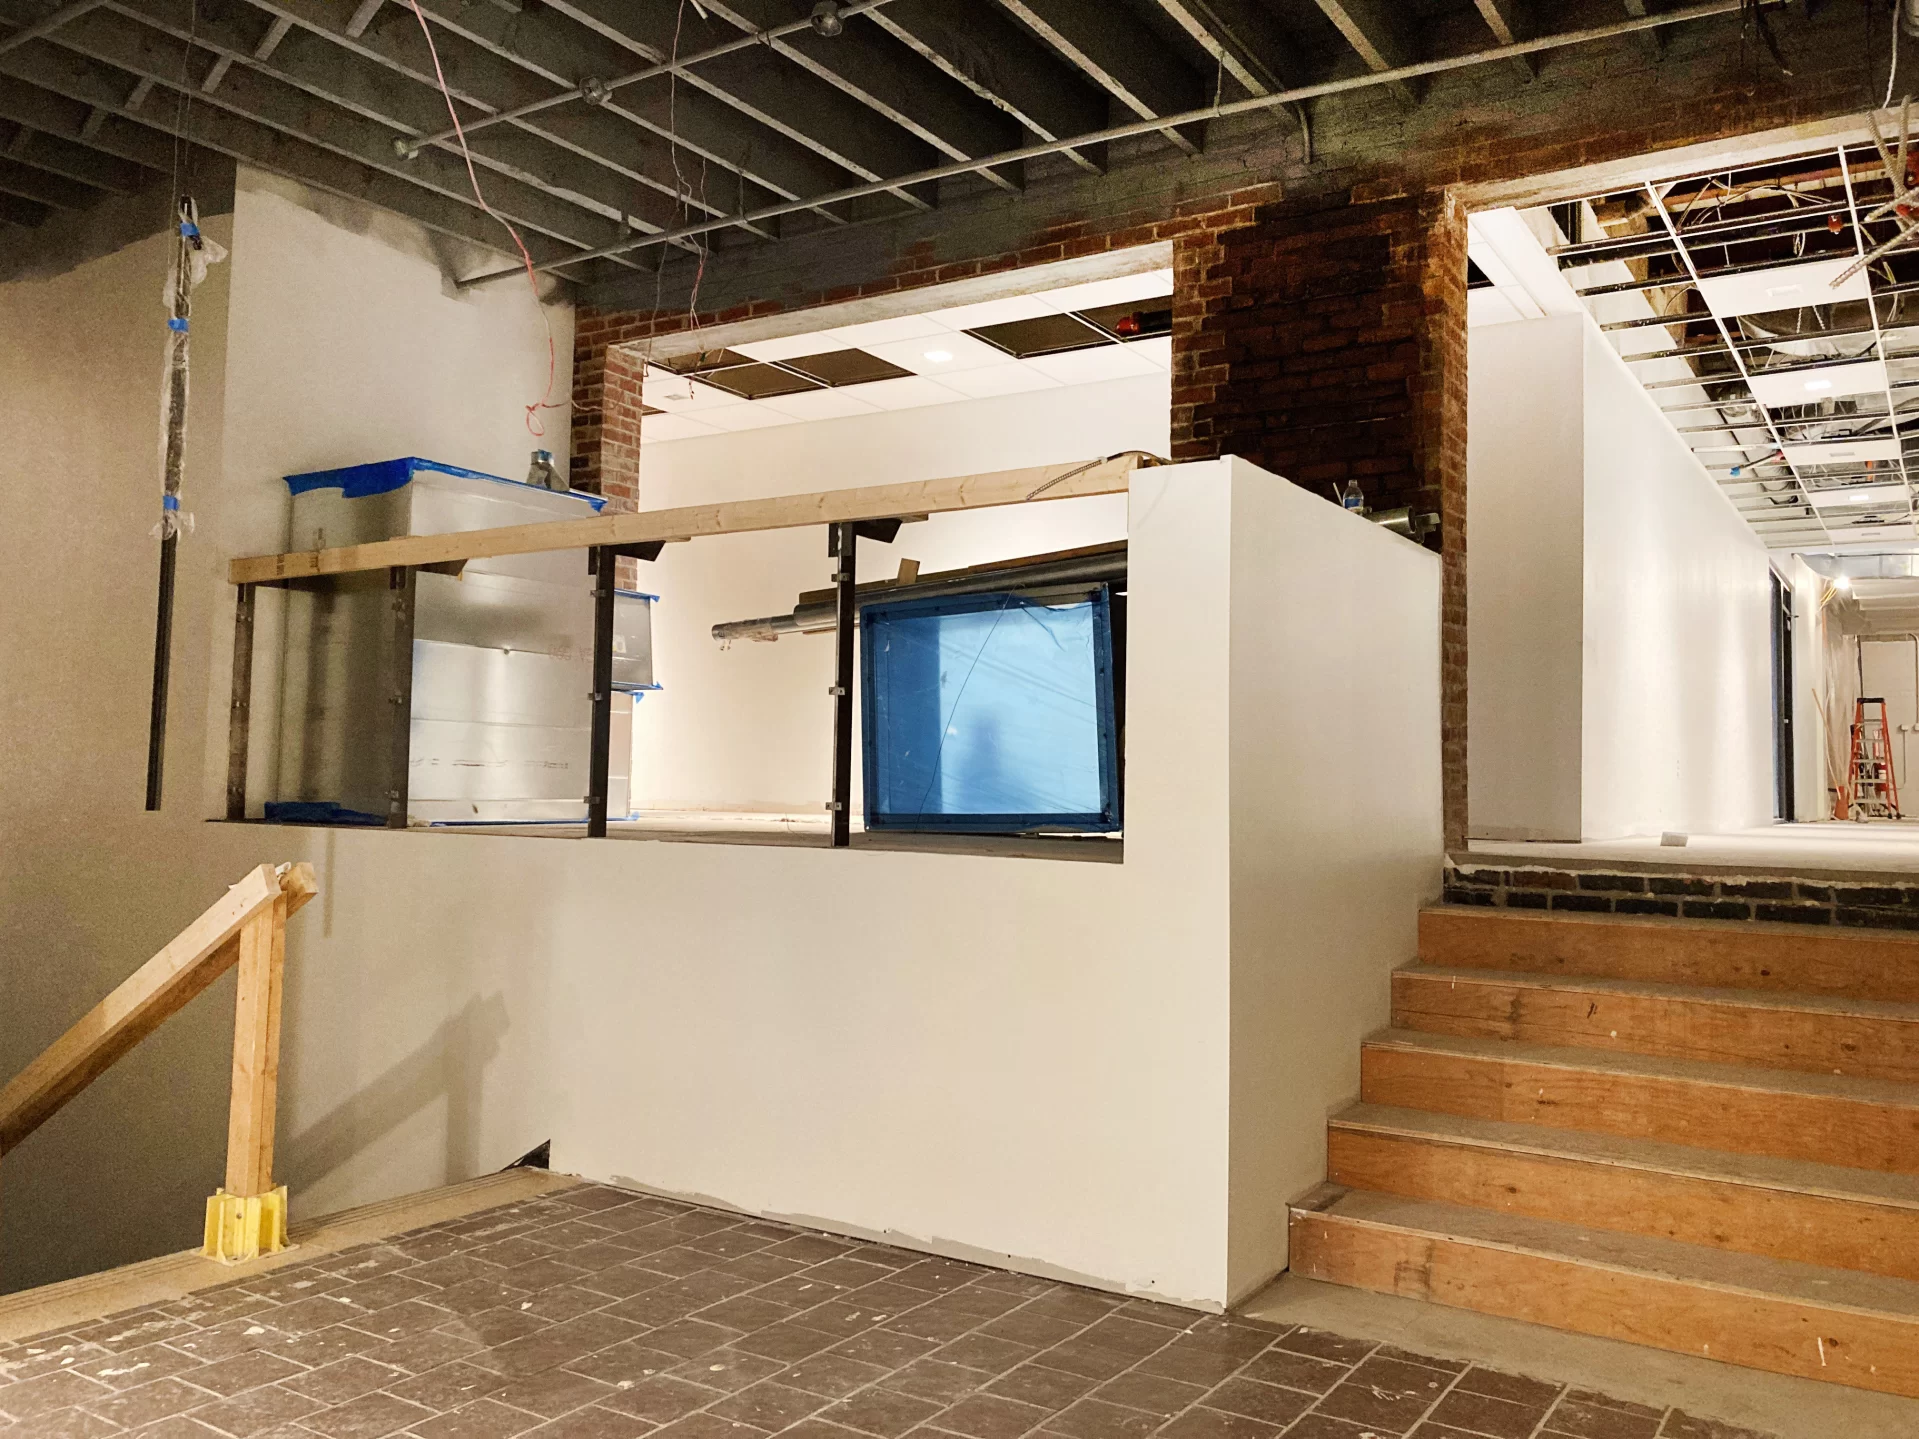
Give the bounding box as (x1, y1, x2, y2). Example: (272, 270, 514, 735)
(227, 453, 1150, 586)
(0, 862, 317, 1264)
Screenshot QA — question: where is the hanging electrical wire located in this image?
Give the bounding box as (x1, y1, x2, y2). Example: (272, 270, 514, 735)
(404, 0, 565, 437)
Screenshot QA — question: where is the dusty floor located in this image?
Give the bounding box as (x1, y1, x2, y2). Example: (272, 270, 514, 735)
(1468, 821, 1919, 877)
(0, 1182, 1772, 1439)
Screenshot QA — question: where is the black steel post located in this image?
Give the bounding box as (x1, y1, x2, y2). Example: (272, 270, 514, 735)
(829, 522, 857, 848)
(385, 566, 416, 830)
(225, 584, 256, 821)
(143, 532, 178, 811)
(587, 545, 616, 839)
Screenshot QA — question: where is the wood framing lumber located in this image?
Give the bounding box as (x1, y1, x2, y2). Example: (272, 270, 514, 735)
(0, 863, 316, 1155)
(224, 894, 287, 1198)
(228, 454, 1154, 586)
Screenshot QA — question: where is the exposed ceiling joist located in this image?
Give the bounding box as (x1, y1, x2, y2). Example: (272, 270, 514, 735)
(106, 0, 694, 252)
(1145, 0, 1305, 94)
(0, 115, 144, 187)
(0, 48, 602, 274)
(544, 0, 940, 211)
(1310, 0, 1418, 106)
(697, 0, 1025, 193)
(994, 0, 1207, 157)
(23, 3, 637, 262)
(0, 147, 102, 204)
(867, 0, 1107, 174)
(1472, 0, 1536, 79)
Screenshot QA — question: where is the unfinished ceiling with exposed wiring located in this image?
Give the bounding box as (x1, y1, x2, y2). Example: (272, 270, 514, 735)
(1542, 120, 1919, 553)
(0, 0, 1839, 300)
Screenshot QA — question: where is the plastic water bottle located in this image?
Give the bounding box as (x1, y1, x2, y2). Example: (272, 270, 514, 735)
(1340, 480, 1365, 512)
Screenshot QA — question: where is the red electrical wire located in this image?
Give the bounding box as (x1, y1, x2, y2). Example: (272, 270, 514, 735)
(407, 0, 564, 438)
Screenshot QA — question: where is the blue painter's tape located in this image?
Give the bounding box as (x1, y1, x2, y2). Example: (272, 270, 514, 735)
(179, 220, 200, 238)
(167, 317, 188, 332)
(162, 494, 179, 511)
(282, 456, 607, 509)
(613, 589, 660, 602)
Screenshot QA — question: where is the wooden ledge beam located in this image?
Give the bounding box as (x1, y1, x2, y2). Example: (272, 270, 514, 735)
(228, 454, 1155, 586)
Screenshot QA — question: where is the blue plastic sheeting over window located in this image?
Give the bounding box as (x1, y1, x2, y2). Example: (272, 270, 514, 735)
(861, 587, 1121, 833)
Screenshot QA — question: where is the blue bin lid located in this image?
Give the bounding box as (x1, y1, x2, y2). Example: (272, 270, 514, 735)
(283, 456, 607, 510)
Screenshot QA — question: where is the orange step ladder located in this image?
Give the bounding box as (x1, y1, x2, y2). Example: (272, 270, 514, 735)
(1846, 697, 1902, 820)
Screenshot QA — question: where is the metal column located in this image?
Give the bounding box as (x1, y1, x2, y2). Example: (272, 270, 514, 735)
(828, 522, 857, 848)
(144, 530, 177, 810)
(384, 566, 416, 830)
(225, 583, 256, 821)
(586, 545, 616, 839)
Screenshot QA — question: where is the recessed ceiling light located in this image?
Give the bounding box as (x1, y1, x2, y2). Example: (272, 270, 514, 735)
(1782, 438, 1903, 468)
(1747, 360, 1887, 406)
(923, 349, 953, 363)
(1695, 257, 1873, 318)
(1806, 482, 1910, 511)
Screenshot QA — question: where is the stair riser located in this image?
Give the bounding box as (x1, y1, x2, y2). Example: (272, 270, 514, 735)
(1361, 1044, 1919, 1175)
(1420, 908, 1919, 1003)
(1289, 1208, 1919, 1399)
(1327, 1126, 1919, 1282)
(1392, 973, 1919, 1084)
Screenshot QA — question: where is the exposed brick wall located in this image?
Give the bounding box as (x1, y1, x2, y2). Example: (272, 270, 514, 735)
(1447, 862, 1919, 930)
(1171, 187, 1469, 840)
(567, 4, 1881, 844)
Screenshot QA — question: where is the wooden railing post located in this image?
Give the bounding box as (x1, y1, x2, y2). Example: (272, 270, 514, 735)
(203, 875, 304, 1262)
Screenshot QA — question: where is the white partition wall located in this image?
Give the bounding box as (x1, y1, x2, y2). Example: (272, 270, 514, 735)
(549, 459, 1443, 1308)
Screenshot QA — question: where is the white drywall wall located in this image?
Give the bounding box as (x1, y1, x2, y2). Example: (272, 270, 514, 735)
(1465, 305, 1776, 842)
(1466, 315, 1585, 841)
(628, 382, 1164, 814)
(1579, 321, 1774, 838)
(0, 168, 573, 1290)
(1, 169, 1441, 1309)
(1221, 461, 1442, 1301)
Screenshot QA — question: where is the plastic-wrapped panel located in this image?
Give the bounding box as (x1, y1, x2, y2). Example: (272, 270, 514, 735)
(861, 588, 1120, 833)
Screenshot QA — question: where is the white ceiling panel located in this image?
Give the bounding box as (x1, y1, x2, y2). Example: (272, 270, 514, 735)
(1025, 344, 1163, 384)
(1746, 360, 1888, 406)
(863, 331, 1015, 375)
(756, 387, 882, 420)
(1696, 257, 1873, 317)
(853, 375, 967, 410)
(937, 363, 1062, 398)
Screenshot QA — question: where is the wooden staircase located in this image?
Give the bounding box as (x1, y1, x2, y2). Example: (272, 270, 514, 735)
(1289, 904, 1919, 1399)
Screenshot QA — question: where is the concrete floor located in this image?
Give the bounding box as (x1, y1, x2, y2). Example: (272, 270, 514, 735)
(1469, 820, 1919, 877)
(1240, 1272, 1919, 1439)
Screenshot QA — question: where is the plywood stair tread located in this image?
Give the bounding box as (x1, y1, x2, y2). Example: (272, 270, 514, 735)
(1420, 902, 1919, 945)
(1295, 1185, 1919, 1319)
(1365, 1027, 1919, 1106)
(1330, 1102, 1919, 1209)
(1399, 963, 1919, 1021)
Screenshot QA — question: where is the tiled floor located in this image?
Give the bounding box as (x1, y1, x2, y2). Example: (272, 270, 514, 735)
(0, 1183, 1770, 1439)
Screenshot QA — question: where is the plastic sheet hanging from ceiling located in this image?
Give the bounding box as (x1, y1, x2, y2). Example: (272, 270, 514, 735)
(860, 588, 1121, 833)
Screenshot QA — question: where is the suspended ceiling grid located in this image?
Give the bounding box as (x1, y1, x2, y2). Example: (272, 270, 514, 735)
(1542, 139, 1919, 552)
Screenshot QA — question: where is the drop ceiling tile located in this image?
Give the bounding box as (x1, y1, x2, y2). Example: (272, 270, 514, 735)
(641, 368, 741, 412)
(1128, 335, 1172, 369)
(1035, 270, 1175, 313)
(697, 403, 799, 432)
(1696, 257, 1872, 317)
(819, 314, 952, 347)
(755, 387, 882, 420)
(731, 332, 842, 362)
(1023, 343, 1164, 384)
(862, 331, 1014, 375)
(1746, 360, 1888, 406)
(639, 412, 722, 442)
(937, 363, 1062, 398)
(919, 293, 1058, 331)
(853, 375, 966, 410)
(1781, 438, 1902, 467)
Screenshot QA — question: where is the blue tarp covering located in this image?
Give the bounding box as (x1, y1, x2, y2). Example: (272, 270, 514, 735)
(861, 588, 1120, 832)
(282, 456, 607, 508)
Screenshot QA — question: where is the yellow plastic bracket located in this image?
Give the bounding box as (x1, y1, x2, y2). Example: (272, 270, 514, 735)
(202, 1185, 289, 1263)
